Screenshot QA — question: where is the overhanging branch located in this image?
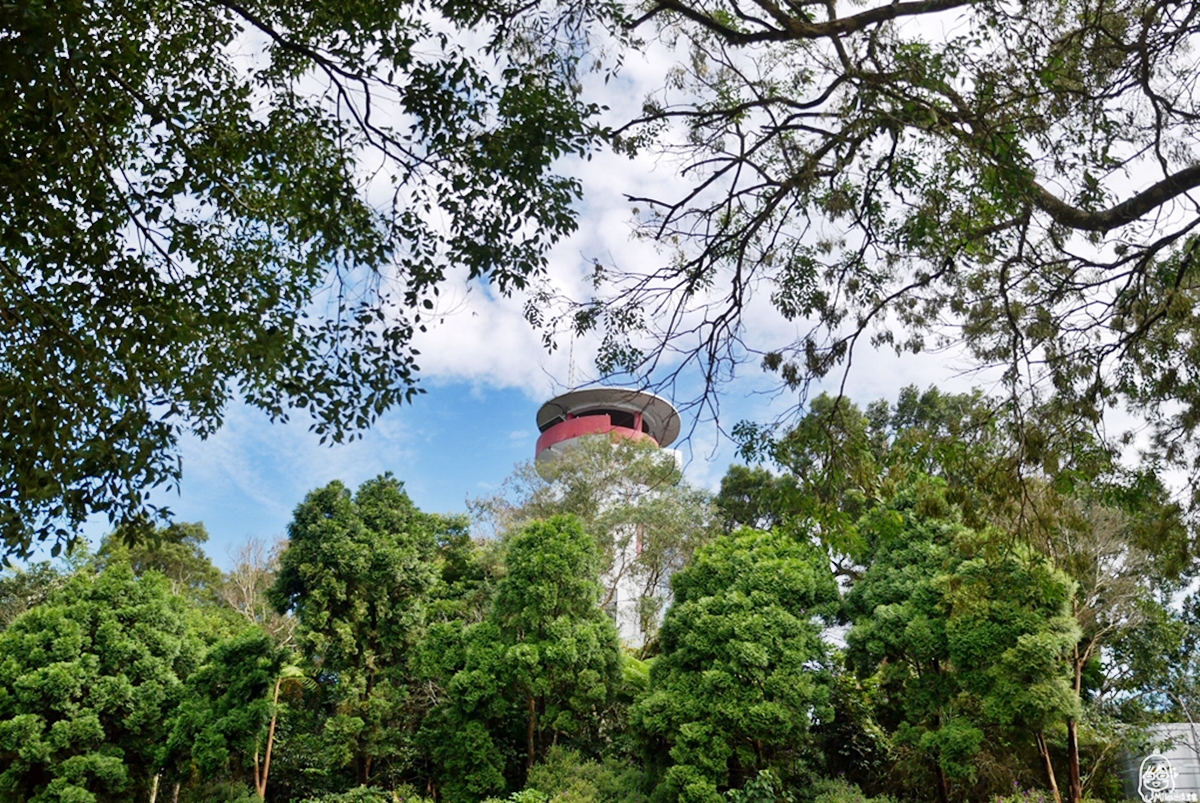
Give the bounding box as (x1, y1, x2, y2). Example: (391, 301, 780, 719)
(1035, 165, 1200, 232)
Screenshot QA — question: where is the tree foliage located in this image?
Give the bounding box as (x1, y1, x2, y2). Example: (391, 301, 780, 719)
(169, 628, 286, 793)
(0, 0, 622, 556)
(634, 527, 838, 803)
(0, 562, 67, 632)
(845, 484, 1081, 803)
(472, 435, 716, 643)
(271, 474, 445, 787)
(724, 386, 1194, 802)
(0, 563, 203, 802)
(726, 386, 1194, 572)
(420, 515, 622, 802)
(492, 516, 622, 769)
(570, 0, 1200, 493)
(0, 440, 1192, 803)
(97, 521, 224, 604)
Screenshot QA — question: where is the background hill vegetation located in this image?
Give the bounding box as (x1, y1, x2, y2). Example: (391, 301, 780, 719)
(0, 386, 1192, 803)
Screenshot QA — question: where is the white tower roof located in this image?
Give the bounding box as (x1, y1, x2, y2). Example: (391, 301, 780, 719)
(535, 387, 681, 447)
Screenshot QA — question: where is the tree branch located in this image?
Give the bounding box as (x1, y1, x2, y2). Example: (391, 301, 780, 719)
(637, 0, 973, 44)
(1035, 165, 1200, 232)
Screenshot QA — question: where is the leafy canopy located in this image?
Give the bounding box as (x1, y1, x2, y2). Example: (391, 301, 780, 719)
(271, 474, 447, 786)
(634, 527, 838, 803)
(570, 0, 1200, 490)
(0, 0, 622, 555)
(417, 515, 621, 802)
(472, 435, 716, 644)
(0, 563, 203, 803)
(845, 484, 1080, 802)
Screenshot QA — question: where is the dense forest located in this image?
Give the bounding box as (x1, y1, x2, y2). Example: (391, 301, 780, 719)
(8, 1, 1200, 802)
(0, 386, 1194, 803)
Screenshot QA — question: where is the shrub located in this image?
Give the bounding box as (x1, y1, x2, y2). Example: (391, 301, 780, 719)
(809, 778, 895, 803)
(295, 787, 395, 803)
(525, 746, 649, 803)
(989, 789, 1058, 803)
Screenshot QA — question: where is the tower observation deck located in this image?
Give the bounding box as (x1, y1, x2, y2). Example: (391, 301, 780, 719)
(534, 387, 681, 467)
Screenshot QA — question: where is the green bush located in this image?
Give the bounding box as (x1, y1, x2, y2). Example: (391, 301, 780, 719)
(524, 747, 649, 803)
(988, 790, 1058, 803)
(295, 787, 397, 803)
(727, 770, 793, 803)
(809, 778, 895, 803)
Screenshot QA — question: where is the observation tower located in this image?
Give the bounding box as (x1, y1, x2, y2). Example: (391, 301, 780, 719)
(534, 387, 681, 469)
(533, 387, 682, 647)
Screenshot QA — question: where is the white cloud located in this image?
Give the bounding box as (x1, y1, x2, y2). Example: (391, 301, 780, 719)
(173, 403, 415, 530)
(403, 57, 1008, 483)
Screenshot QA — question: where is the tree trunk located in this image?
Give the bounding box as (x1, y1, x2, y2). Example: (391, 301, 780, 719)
(527, 692, 538, 770)
(1037, 731, 1063, 803)
(935, 763, 950, 803)
(149, 773, 160, 803)
(257, 676, 283, 800)
(1067, 720, 1082, 803)
(1067, 646, 1083, 803)
(172, 782, 180, 803)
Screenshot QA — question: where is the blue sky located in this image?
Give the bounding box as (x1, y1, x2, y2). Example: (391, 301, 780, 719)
(132, 379, 766, 568)
(114, 341, 985, 570)
(65, 37, 1001, 569)
(166, 384, 544, 565)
